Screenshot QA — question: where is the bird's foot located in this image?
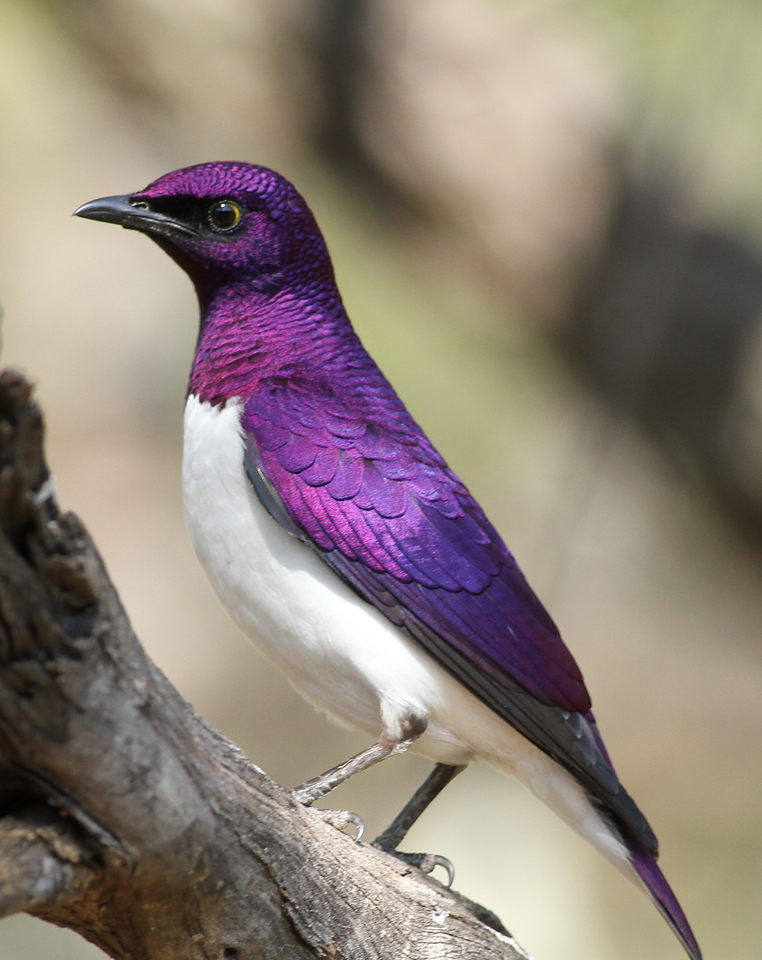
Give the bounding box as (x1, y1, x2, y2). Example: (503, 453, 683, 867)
(375, 846, 456, 888)
(303, 806, 365, 842)
(291, 781, 321, 806)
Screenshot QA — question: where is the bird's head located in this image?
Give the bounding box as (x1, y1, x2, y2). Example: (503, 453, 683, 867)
(74, 162, 332, 296)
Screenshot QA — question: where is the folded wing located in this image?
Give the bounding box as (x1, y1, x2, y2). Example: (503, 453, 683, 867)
(242, 375, 655, 850)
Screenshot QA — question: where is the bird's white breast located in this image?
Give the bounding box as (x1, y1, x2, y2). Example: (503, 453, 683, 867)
(182, 395, 630, 875)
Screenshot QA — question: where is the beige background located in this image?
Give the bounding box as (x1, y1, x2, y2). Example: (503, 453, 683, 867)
(1, 2, 760, 959)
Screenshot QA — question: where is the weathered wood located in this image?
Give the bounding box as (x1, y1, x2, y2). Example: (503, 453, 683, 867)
(0, 369, 528, 960)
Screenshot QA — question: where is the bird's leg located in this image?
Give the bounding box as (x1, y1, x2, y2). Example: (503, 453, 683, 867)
(372, 762, 466, 887)
(373, 762, 466, 851)
(292, 740, 405, 806)
(291, 714, 427, 807)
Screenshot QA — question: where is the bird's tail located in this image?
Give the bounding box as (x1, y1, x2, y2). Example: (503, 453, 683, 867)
(580, 714, 702, 959)
(623, 829, 702, 960)
(489, 707, 702, 958)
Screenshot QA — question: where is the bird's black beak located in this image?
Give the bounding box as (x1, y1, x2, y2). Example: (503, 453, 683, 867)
(73, 194, 195, 237)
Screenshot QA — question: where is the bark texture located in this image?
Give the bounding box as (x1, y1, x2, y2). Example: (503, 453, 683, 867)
(0, 369, 528, 960)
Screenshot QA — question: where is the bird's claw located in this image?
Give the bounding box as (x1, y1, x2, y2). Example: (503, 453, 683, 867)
(377, 849, 456, 887)
(309, 807, 365, 842)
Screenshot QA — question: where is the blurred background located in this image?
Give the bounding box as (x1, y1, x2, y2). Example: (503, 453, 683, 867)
(1, 1, 760, 958)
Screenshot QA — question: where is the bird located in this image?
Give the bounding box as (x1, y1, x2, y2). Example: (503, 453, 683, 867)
(75, 161, 701, 959)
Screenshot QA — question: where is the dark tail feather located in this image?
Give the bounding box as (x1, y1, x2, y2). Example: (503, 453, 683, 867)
(627, 832, 702, 960)
(587, 714, 701, 957)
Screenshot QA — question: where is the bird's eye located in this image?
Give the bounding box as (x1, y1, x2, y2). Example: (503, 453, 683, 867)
(207, 200, 243, 233)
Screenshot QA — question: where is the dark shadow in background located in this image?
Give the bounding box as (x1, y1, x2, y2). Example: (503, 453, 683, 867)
(569, 171, 762, 547)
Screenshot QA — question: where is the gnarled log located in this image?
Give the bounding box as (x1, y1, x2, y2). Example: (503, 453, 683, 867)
(0, 369, 527, 960)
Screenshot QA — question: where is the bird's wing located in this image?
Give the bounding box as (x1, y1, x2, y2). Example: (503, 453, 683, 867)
(242, 377, 655, 848)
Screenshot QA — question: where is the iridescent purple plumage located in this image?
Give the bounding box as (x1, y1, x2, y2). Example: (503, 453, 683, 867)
(75, 162, 702, 960)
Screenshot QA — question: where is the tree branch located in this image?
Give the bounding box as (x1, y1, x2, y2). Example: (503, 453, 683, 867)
(0, 369, 530, 960)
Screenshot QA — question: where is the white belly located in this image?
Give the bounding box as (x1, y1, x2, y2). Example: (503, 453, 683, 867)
(182, 395, 631, 873)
